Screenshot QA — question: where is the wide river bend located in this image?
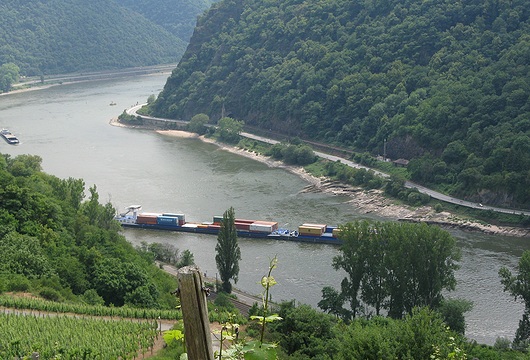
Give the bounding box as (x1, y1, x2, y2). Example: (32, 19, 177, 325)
(0, 73, 526, 345)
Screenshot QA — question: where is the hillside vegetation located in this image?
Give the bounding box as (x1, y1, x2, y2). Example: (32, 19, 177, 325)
(0, 0, 186, 76)
(0, 152, 177, 310)
(116, 0, 217, 43)
(149, 0, 530, 208)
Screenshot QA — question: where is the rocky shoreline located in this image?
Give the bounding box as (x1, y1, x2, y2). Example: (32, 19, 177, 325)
(110, 118, 530, 238)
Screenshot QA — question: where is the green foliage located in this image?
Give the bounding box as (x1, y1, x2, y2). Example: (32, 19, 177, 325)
(214, 292, 238, 313)
(119, 110, 145, 125)
(265, 143, 317, 166)
(178, 249, 195, 268)
(269, 301, 338, 359)
(338, 308, 467, 360)
(4, 274, 31, 292)
(0, 62, 20, 92)
(0, 312, 158, 359)
(0, 232, 54, 279)
(436, 298, 473, 335)
(0, 1, 185, 76)
(82, 289, 105, 306)
(0, 294, 181, 320)
(215, 207, 241, 293)
(154, 325, 187, 360)
(147, 94, 157, 104)
(187, 113, 210, 135)
(318, 286, 349, 321)
(385, 175, 431, 206)
(0, 151, 179, 312)
(150, 0, 530, 208)
(320, 160, 386, 191)
(216, 117, 244, 144)
(137, 241, 183, 265)
(218, 257, 279, 360)
(499, 250, 530, 350)
(38, 287, 62, 302)
(330, 220, 460, 320)
(115, 0, 216, 43)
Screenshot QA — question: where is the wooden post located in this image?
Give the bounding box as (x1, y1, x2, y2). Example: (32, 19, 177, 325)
(177, 265, 214, 360)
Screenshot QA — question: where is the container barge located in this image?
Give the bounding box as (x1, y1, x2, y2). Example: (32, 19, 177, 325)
(115, 205, 342, 245)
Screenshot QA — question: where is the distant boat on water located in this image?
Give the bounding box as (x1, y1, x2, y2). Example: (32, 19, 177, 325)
(109, 101, 117, 106)
(1, 129, 19, 145)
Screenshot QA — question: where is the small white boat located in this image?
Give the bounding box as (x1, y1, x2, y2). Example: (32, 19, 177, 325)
(1, 129, 20, 144)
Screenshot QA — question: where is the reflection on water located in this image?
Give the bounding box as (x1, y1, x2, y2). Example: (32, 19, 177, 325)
(0, 74, 526, 345)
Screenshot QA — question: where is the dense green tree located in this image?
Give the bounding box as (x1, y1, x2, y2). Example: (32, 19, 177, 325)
(177, 249, 195, 268)
(186, 113, 210, 135)
(436, 298, 473, 335)
(499, 250, 530, 350)
(270, 301, 339, 359)
(0, 63, 20, 92)
(318, 286, 348, 320)
(268, 302, 470, 360)
(0, 151, 178, 310)
(0, 232, 53, 279)
(331, 221, 370, 319)
(337, 308, 467, 360)
(215, 206, 241, 293)
(92, 258, 156, 307)
(331, 220, 460, 320)
(216, 117, 243, 144)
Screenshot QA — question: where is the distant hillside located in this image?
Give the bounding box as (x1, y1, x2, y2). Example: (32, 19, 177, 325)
(0, 0, 186, 76)
(149, 0, 530, 208)
(116, 0, 217, 43)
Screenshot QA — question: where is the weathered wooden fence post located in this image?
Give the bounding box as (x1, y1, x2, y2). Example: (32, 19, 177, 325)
(177, 265, 214, 360)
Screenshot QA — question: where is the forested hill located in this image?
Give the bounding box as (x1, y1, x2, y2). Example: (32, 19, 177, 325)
(149, 0, 530, 208)
(115, 0, 217, 43)
(0, 0, 186, 76)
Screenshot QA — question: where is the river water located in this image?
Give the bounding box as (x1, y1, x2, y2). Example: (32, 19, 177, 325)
(0, 73, 526, 345)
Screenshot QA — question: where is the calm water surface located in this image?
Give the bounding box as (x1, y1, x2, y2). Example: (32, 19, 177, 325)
(0, 74, 526, 345)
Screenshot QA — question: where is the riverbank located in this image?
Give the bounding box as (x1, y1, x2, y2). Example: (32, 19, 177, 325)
(110, 118, 529, 238)
(1, 65, 175, 97)
(198, 134, 529, 238)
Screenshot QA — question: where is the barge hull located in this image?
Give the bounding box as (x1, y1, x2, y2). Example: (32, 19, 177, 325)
(120, 223, 342, 245)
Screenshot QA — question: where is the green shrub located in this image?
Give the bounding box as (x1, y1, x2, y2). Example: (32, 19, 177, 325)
(39, 287, 62, 302)
(7, 274, 31, 292)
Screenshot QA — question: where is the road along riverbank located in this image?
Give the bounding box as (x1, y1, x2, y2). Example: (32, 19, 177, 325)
(109, 116, 528, 238)
(2, 65, 176, 97)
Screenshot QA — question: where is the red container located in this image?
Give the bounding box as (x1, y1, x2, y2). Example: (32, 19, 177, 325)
(235, 222, 251, 231)
(137, 215, 158, 225)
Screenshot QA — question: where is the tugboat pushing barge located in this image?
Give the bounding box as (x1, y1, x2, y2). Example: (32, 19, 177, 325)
(115, 205, 342, 245)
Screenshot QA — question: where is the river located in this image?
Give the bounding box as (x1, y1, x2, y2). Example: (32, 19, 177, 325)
(0, 73, 526, 345)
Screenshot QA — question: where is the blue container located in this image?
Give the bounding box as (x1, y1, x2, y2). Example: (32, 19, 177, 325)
(162, 213, 185, 220)
(157, 216, 179, 226)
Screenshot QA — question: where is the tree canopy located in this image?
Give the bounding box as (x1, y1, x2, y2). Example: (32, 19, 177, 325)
(215, 206, 241, 293)
(0, 0, 187, 76)
(324, 220, 460, 320)
(0, 63, 20, 92)
(149, 0, 530, 208)
(500, 250, 530, 350)
(115, 0, 217, 43)
(0, 152, 177, 309)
